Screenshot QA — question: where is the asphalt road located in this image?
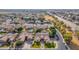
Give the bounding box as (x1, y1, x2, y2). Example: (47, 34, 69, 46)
(55, 29, 68, 50)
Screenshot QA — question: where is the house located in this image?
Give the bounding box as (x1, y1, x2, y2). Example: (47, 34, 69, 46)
(0, 35, 9, 46)
(8, 33, 18, 42)
(16, 32, 26, 42)
(17, 32, 34, 42)
(35, 33, 50, 41)
(24, 23, 36, 29)
(25, 32, 34, 41)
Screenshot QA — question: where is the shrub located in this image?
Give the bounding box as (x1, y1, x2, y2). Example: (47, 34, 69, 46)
(32, 41, 41, 48)
(44, 42, 56, 48)
(49, 27, 56, 37)
(36, 29, 42, 33)
(15, 40, 23, 47)
(17, 27, 23, 33)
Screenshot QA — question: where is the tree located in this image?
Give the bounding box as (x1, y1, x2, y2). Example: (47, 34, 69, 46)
(51, 42, 56, 48)
(15, 40, 24, 47)
(44, 41, 56, 48)
(77, 32, 79, 36)
(36, 29, 42, 33)
(77, 32, 79, 40)
(49, 27, 56, 38)
(60, 21, 64, 24)
(64, 33, 72, 44)
(44, 42, 51, 48)
(17, 27, 23, 33)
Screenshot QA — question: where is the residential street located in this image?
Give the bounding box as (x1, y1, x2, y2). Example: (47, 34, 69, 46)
(55, 29, 70, 50)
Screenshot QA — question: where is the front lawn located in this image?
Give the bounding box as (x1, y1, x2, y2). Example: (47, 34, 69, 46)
(44, 41, 56, 48)
(32, 41, 41, 48)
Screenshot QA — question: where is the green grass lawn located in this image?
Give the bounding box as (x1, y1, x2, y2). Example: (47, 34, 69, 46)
(44, 41, 56, 48)
(32, 41, 41, 48)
